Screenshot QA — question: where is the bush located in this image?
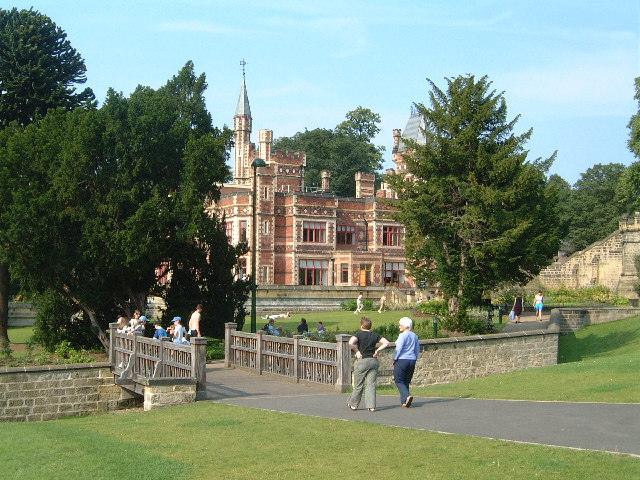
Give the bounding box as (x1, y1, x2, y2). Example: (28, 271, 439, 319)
(206, 338, 225, 361)
(54, 340, 94, 363)
(442, 312, 494, 335)
(417, 299, 448, 316)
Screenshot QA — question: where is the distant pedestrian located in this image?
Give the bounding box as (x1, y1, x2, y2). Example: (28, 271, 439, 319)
(354, 293, 364, 314)
(347, 317, 390, 412)
(189, 304, 203, 337)
(153, 320, 169, 339)
(378, 294, 387, 313)
(511, 295, 523, 323)
(534, 291, 544, 321)
(297, 318, 309, 334)
(393, 317, 420, 408)
(317, 322, 326, 334)
(171, 316, 189, 345)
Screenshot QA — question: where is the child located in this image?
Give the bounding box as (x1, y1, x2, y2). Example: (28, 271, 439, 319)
(153, 320, 169, 339)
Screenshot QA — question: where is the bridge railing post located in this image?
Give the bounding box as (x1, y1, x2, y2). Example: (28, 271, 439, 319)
(224, 322, 237, 368)
(335, 334, 352, 392)
(191, 337, 207, 390)
(132, 332, 141, 378)
(108, 322, 117, 366)
(158, 337, 171, 377)
(255, 330, 263, 374)
(293, 335, 303, 382)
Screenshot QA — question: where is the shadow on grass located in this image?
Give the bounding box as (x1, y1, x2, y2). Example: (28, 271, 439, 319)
(559, 324, 640, 363)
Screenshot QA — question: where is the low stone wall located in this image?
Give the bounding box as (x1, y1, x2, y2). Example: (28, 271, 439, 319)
(549, 307, 640, 334)
(375, 329, 559, 386)
(8, 301, 37, 327)
(0, 363, 140, 422)
(142, 378, 197, 411)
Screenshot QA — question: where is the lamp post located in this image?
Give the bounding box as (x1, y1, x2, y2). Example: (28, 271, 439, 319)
(250, 158, 267, 333)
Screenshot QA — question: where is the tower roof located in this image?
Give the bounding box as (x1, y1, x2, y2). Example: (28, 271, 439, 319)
(398, 107, 425, 152)
(235, 76, 251, 118)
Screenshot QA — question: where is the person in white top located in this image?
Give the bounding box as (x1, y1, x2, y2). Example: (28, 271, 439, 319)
(354, 293, 364, 314)
(189, 304, 203, 337)
(171, 316, 189, 345)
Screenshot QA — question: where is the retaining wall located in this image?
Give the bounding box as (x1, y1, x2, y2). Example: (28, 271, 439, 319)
(376, 329, 559, 386)
(0, 363, 140, 422)
(549, 307, 640, 334)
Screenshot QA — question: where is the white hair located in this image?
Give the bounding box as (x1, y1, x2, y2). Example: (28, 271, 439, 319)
(399, 317, 413, 329)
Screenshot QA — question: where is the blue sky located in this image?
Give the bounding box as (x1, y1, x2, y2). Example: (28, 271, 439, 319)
(9, 0, 639, 184)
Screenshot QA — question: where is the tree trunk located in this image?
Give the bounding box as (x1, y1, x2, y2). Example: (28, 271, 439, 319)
(62, 284, 109, 351)
(0, 264, 9, 345)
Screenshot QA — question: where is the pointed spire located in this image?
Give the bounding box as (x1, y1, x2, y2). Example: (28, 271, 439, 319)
(235, 59, 251, 117)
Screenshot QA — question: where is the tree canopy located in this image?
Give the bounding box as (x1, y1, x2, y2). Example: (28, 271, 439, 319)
(273, 107, 383, 197)
(388, 75, 561, 324)
(0, 7, 95, 127)
(0, 62, 248, 347)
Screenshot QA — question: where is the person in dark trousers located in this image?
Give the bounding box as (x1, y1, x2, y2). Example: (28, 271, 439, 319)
(297, 318, 309, 334)
(347, 317, 390, 412)
(393, 317, 420, 407)
(512, 295, 524, 323)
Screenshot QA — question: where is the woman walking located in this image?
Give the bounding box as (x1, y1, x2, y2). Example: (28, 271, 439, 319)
(394, 317, 420, 408)
(512, 295, 523, 323)
(534, 291, 545, 321)
(347, 318, 390, 412)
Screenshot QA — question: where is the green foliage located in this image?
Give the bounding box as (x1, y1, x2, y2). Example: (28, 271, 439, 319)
(441, 311, 493, 335)
(0, 7, 95, 127)
(273, 107, 383, 197)
(416, 299, 448, 316)
(206, 338, 225, 361)
(0, 339, 11, 358)
(542, 286, 629, 307)
(0, 62, 248, 347)
(340, 298, 374, 311)
(53, 340, 93, 362)
(628, 77, 640, 159)
(388, 75, 561, 316)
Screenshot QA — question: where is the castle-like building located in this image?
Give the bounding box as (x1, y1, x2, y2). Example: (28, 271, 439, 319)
(212, 73, 420, 289)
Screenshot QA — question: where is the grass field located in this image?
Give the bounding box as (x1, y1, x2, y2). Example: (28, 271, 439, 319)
(1, 402, 638, 480)
(380, 316, 640, 403)
(7, 326, 34, 344)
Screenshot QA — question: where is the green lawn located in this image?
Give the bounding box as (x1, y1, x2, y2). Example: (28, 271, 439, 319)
(1, 402, 637, 480)
(7, 326, 34, 344)
(244, 309, 418, 334)
(381, 316, 640, 403)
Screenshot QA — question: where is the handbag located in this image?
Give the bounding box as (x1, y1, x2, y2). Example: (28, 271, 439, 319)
(508, 310, 515, 321)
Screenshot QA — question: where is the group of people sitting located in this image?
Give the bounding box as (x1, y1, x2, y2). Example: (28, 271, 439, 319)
(114, 304, 203, 345)
(262, 317, 326, 336)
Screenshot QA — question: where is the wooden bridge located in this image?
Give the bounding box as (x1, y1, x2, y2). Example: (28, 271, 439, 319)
(108, 323, 207, 409)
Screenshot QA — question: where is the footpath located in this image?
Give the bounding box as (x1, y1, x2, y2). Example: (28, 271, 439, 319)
(204, 363, 640, 457)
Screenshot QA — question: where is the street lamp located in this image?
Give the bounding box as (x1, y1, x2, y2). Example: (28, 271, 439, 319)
(250, 158, 267, 333)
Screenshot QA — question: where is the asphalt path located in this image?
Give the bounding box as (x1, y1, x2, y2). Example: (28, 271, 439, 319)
(205, 364, 640, 457)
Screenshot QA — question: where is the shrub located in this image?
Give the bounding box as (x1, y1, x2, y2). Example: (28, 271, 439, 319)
(340, 298, 374, 311)
(417, 299, 448, 316)
(206, 338, 225, 361)
(442, 312, 494, 335)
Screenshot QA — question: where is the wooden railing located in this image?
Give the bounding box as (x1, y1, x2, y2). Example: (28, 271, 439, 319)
(108, 323, 207, 389)
(224, 323, 352, 391)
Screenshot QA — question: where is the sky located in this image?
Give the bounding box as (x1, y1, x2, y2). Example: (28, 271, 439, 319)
(8, 0, 640, 184)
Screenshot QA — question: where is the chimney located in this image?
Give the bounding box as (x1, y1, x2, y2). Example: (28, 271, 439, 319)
(355, 172, 375, 198)
(321, 170, 331, 192)
(258, 129, 273, 163)
(392, 128, 401, 153)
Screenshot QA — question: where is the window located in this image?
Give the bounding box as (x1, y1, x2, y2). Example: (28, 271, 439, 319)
(382, 226, 402, 246)
(239, 220, 247, 243)
(260, 266, 269, 284)
(298, 259, 328, 286)
(336, 225, 355, 245)
(263, 186, 269, 199)
(302, 221, 326, 243)
(225, 221, 233, 240)
(263, 220, 270, 235)
(340, 263, 349, 283)
(237, 258, 247, 279)
(384, 262, 405, 285)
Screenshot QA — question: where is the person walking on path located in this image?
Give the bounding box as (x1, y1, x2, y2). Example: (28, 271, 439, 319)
(378, 293, 386, 313)
(511, 295, 523, 323)
(354, 293, 364, 314)
(534, 291, 544, 321)
(393, 317, 420, 408)
(189, 304, 203, 337)
(347, 317, 390, 412)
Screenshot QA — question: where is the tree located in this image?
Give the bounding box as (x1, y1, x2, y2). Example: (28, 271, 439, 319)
(273, 107, 383, 197)
(1, 62, 248, 348)
(388, 75, 561, 326)
(564, 163, 626, 251)
(0, 8, 95, 127)
(615, 78, 640, 215)
(0, 8, 96, 345)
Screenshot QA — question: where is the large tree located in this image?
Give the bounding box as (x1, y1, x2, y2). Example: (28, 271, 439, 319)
(0, 8, 95, 345)
(388, 75, 561, 324)
(1, 62, 248, 348)
(273, 107, 383, 197)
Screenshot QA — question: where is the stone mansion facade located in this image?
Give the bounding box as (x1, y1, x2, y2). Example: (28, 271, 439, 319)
(210, 75, 418, 289)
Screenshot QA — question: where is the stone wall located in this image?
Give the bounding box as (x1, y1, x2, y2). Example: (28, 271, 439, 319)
(8, 301, 37, 327)
(375, 329, 559, 386)
(549, 307, 640, 334)
(0, 363, 140, 422)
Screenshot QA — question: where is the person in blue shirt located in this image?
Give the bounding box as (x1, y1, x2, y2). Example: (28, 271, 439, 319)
(152, 320, 169, 340)
(393, 317, 420, 408)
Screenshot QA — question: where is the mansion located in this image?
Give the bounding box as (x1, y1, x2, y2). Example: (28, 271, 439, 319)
(211, 74, 420, 289)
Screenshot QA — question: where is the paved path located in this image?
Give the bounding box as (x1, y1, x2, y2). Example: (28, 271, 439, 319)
(204, 364, 640, 457)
